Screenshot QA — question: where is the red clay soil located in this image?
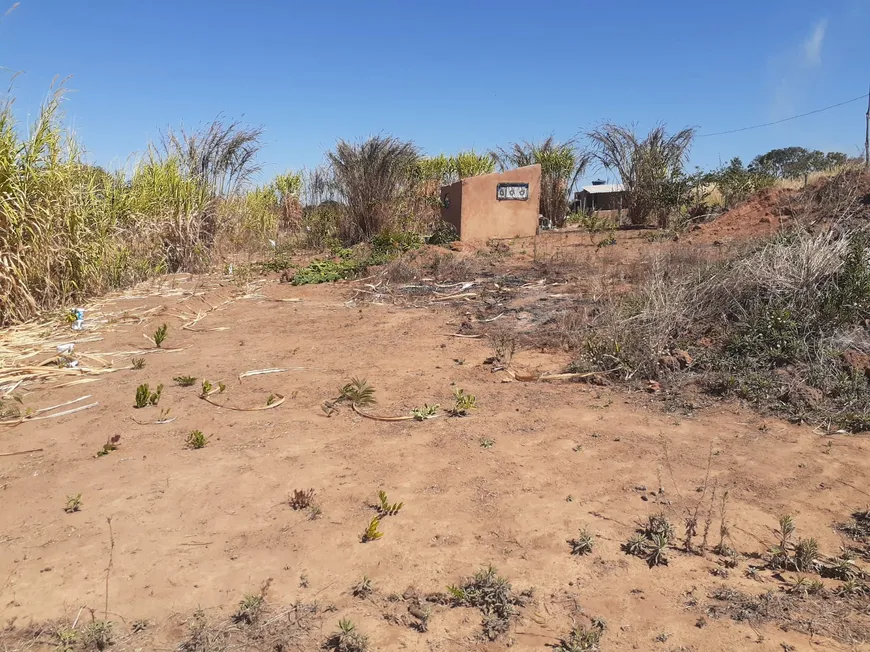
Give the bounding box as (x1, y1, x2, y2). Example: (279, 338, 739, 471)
(1, 271, 869, 651)
(687, 187, 795, 245)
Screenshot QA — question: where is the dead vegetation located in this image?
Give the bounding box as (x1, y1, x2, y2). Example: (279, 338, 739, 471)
(447, 565, 530, 640)
(707, 584, 870, 645)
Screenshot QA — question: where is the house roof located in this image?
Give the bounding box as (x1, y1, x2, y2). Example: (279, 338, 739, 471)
(580, 183, 625, 194)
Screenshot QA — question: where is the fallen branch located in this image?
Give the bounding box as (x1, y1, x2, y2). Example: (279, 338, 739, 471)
(238, 367, 305, 381)
(536, 368, 621, 382)
(0, 402, 99, 426)
(430, 292, 477, 302)
(35, 395, 92, 415)
(351, 403, 440, 422)
(0, 448, 44, 458)
(200, 393, 285, 412)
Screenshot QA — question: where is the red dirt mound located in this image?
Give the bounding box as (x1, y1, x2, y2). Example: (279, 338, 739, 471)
(688, 187, 795, 245)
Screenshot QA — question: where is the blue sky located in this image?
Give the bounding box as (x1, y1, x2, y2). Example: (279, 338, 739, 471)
(1, 0, 868, 185)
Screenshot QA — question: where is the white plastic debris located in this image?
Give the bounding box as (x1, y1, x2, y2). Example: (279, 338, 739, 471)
(56, 343, 75, 354)
(70, 308, 85, 331)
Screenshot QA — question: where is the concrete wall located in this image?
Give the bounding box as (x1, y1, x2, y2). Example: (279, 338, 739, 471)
(439, 164, 541, 241)
(440, 179, 462, 235)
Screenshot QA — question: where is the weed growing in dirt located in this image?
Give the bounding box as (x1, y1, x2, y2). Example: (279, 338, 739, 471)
(307, 505, 323, 520)
(290, 489, 316, 510)
(377, 490, 403, 516)
(186, 430, 208, 449)
(645, 533, 670, 567)
(200, 379, 213, 396)
(134, 383, 162, 408)
(447, 565, 527, 640)
(448, 388, 476, 416)
(96, 435, 121, 457)
(788, 576, 825, 597)
(822, 555, 861, 580)
(338, 378, 376, 406)
(361, 517, 383, 542)
(233, 593, 265, 625)
(623, 512, 675, 567)
(623, 533, 647, 556)
(352, 576, 374, 598)
(174, 375, 197, 386)
(131, 357, 146, 370)
(644, 512, 676, 541)
(480, 437, 495, 448)
(410, 403, 439, 420)
(152, 323, 168, 348)
(554, 621, 605, 651)
(81, 620, 114, 650)
(770, 514, 796, 569)
(794, 538, 819, 572)
(0, 396, 21, 420)
(568, 527, 595, 555)
(292, 258, 361, 285)
(54, 627, 77, 651)
(64, 493, 82, 513)
(325, 619, 368, 652)
(488, 327, 517, 366)
(835, 578, 864, 595)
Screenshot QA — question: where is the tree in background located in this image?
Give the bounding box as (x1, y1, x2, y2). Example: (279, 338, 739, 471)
(706, 157, 775, 209)
(749, 147, 848, 185)
(586, 123, 696, 227)
(327, 136, 421, 244)
(493, 137, 588, 228)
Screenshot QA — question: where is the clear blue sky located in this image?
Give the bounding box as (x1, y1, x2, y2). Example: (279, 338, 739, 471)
(2, 0, 868, 184)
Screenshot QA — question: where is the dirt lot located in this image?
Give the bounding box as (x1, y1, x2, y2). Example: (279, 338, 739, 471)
(2, 231, 870, 651)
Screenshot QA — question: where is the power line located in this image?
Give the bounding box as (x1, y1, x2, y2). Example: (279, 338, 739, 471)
(696, 93, 869, 138)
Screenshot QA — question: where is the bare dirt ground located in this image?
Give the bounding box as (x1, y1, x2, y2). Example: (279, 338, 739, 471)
(2, 231, 870, 651)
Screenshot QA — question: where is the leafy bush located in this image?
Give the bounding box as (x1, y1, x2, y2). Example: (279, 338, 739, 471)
(291, 258, 361, 285)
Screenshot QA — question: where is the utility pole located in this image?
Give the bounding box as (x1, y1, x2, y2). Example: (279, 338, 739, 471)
(866, 84, 870, 169)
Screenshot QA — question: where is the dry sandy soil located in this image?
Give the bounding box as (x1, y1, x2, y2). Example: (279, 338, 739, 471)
(1, 229, 870, 651)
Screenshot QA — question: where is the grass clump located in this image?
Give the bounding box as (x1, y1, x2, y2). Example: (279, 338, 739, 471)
(324, 618, 368, 652)
(622, 512, 675, 567)
(174, 375, 197, 386)
(185, 430, 208, 449)
(233, 593, 265, 626)
(80, 620, 114, 651)
(571, 214, 870, 431)
(554, 621, 605, 652)
(447, 565, 526, 640)
(568, 527, 595, 556)
(352, 576, 374, 598)
(131, 357, 146, 370)
(64, 493, 83, 513)
(290, 489, 316, 510)
(134, 383, 163, 408)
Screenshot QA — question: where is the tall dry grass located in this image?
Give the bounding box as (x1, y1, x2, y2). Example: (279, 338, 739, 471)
(0, 87, 282, 325)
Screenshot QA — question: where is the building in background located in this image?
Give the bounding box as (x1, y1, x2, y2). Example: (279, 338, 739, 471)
(572, 180, 627, 213)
